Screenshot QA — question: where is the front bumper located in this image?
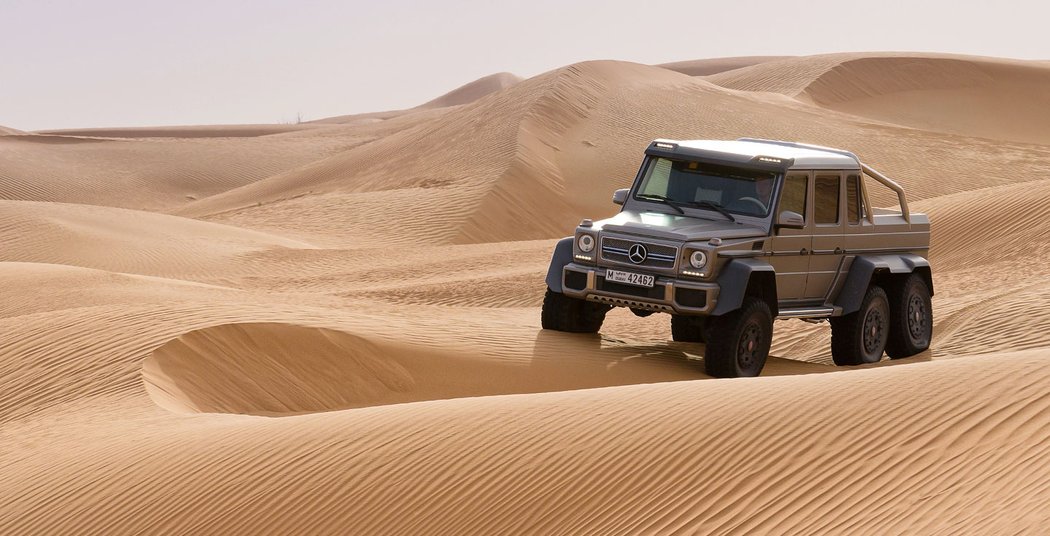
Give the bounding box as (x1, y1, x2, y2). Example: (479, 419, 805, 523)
(561, 262, 719, 314)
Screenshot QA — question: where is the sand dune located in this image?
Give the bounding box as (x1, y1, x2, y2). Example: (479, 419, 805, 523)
(179, 59, 1050, 247)
(0, 124, 24, 135)
(4, 51, 1050, 534)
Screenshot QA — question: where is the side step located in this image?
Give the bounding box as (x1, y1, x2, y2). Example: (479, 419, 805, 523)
(777, 306, 836, 319)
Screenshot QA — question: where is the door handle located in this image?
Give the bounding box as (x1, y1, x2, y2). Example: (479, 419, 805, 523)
(800, 248, 809, 255)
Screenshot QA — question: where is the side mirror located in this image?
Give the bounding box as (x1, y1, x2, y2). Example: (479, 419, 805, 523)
(612, 189, 629, 205)
(776, 211, 805, 230)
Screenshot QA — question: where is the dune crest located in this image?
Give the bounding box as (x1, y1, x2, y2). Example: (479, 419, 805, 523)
(144, 323, 415, 414)
(418, 71, 523, 109)
(659, 55, 792, 76)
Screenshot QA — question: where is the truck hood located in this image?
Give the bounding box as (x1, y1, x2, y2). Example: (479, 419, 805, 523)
(594, 210, 767, 242)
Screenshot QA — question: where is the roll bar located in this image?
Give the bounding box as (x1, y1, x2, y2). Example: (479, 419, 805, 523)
(860, 164, 910, 223)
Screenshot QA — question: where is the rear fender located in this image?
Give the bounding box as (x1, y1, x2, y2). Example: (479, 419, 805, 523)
(836, 254, 932, 315)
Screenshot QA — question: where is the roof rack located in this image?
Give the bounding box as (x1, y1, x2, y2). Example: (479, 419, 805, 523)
(737, 138, 911, 223)
(736, 138, 861, 162)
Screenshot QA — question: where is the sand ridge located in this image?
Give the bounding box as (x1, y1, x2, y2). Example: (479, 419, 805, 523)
(4, 52, 1050, 534)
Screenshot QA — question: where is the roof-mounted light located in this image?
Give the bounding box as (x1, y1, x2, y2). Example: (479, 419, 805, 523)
(754, 156, 784, 164)
(654, 142, 677, 149)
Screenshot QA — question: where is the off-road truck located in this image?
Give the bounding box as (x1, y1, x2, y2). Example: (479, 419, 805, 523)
(542, 138, 933, 377)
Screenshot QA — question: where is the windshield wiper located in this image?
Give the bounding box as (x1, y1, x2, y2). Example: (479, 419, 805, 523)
(686, 200, 736, 222)
(636, 194, 736, 222)
(636, 193, 685, 214)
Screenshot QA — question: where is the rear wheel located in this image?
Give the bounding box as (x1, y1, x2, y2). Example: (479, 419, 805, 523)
(671, 315, 708, 343)
(541, 288, 610, 333)
(886, 274, 933, 358)
(703, 297, 772, 378)
(830, 285, 890, 366)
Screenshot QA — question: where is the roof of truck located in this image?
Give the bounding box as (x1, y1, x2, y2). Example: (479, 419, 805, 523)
(649, 138, 862, 169)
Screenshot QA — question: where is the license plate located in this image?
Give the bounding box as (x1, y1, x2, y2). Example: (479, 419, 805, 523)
(606, 270, 655, 288)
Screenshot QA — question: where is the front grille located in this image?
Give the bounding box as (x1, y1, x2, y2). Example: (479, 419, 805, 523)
(596, 276, 665, 300)
(675, 288, 708, 308)
(600, 237, 678, 269)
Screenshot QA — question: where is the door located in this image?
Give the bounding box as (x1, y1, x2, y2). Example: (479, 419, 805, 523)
(767, 172, 811, 300)
(805, 173, 846, 300)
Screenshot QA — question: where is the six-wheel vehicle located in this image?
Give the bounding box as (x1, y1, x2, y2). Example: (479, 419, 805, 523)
(542, 138, 933, 377)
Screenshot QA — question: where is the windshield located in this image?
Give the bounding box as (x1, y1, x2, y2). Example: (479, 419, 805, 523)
(634, 157, 779, 217)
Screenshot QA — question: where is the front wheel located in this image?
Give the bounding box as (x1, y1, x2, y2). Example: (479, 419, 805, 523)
(703, 297, 773, 378)
(541, 289, 610, 333)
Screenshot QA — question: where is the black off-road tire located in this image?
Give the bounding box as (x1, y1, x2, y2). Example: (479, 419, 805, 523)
(671, 314, 708, 343)
(830, 285, 890, 366)
(541, 288, 610, 333)
(885, 274, 933, 359)
(703, 297, 773, 378)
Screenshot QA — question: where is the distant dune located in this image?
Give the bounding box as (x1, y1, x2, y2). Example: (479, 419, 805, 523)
(707, 52, 1050, 144)
(310, 71, 522, 125)
(34, 124, 324, 138)
(658, 55, 792, 76)
(0, 124, 25, 135)
(4, 51, 1050, 534)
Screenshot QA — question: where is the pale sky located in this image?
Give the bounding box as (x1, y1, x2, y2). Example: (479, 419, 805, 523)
(2, 0, 1048, 131)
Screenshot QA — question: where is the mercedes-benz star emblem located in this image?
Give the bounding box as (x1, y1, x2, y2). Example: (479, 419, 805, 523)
(628, 244, 648, 264)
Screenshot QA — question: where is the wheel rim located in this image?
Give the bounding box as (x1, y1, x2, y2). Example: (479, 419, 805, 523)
(737, 321, 761, 370)
(863, 307, 885, 355)
(907, 294, 928, 342)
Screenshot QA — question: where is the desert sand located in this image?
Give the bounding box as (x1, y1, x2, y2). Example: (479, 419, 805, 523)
(2, 52, 1050, 534)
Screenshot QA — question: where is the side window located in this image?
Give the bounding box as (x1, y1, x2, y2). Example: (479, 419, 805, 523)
(780, 174, 808, 220)
(815, 175, 840, 225)
(846, 174, 863, 224)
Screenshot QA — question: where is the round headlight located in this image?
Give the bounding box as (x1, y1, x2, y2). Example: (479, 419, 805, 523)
(578, 234, 595, 253)
(689, 250, 708, 269)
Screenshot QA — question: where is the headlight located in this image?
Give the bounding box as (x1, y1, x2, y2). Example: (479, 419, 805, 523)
(577, 234, 595, 253)
(689, 250, 708, 269)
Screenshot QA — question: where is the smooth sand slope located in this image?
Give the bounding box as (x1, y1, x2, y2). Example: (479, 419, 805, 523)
(3, 52, 1050, 534)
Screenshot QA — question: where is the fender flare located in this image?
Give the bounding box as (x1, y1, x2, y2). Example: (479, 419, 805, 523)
(712, 258, 777, 316)
(545, 237, 575, 293)
(835, 254, 933, 315)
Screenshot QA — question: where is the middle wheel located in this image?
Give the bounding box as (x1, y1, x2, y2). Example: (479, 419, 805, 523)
(830, 285, 890, 366)
(703, 297, 773, 378)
